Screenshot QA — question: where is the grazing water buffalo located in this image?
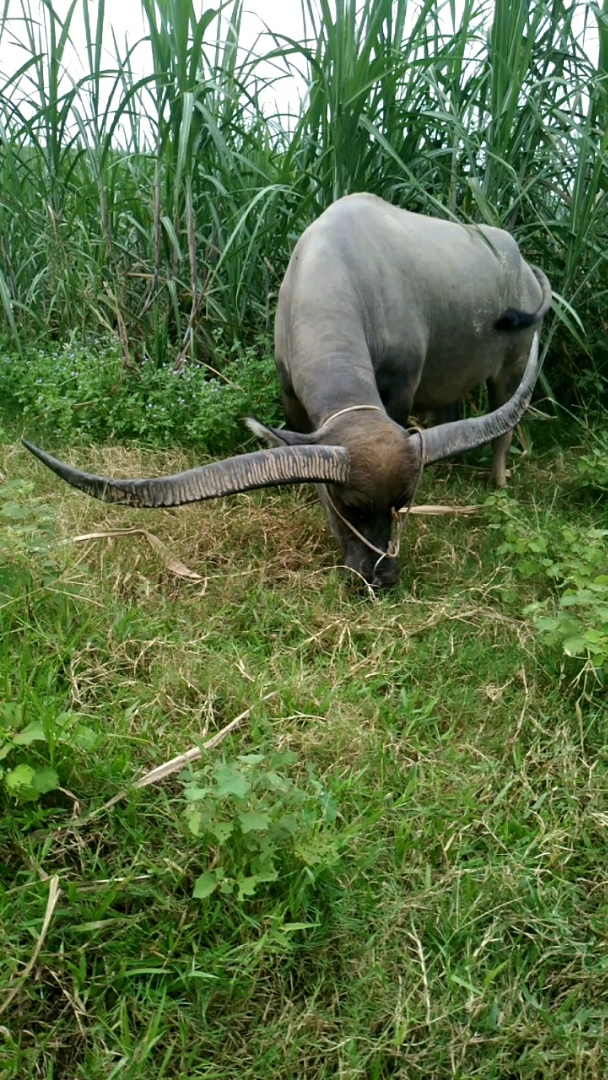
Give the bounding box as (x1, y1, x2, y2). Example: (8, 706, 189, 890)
(23, 193, 551, 587)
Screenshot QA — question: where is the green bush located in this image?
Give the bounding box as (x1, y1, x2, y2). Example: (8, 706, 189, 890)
(0, 476, 59, 588)
(577, 441, 608, 493)
(484, 490, 608, 687)
(0, 334, 282, 453)
(0, 706, 99, 805)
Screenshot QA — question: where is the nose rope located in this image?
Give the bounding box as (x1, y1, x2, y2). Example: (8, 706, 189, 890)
(373, 514, 405, 576)
(323, 429, 424, 576)
(324, 487, 396, 560)
(371, 431, 424, 574)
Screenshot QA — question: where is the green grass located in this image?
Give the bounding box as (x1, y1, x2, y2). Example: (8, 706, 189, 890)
(1, 432, 606, 1079)
(1, 1, 607, 1072)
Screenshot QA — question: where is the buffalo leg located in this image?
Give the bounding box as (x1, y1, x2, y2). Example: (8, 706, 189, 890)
(379, 379, 415, 430)
(276, 364, 314, 434)
(282, 389, 313, 434)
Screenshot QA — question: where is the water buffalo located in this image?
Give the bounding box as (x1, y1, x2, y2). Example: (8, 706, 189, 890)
(23, 193, 551, 587)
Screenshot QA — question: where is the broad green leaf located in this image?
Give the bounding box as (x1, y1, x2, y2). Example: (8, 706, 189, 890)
(0, 703, 23, 730)
(236, 875, 259, 900)
(184, 808, 210, 836)
(211, 821, 234, 843)
(269, 750, 298, 769)
(193, 872, 218, 899)
(0, 503, 32, 520)
(238, 810, 270, 833)
(13, 721, 47, 746)
(251, 857, 277, 885)
(584, 640, 606, 656)
(295, 836, 340, 866)
(272, 814, 298, 836)
(70, 725, 99, 751)
(184, 785, 211, 802)
(32, 766, 59, 793)
(214, 764, 250, 799)
(501, 589, 518, 604)
(563, 637, 587, 657)
(0, 481, 30, 500)
(55, 711, 78, 729)
(263, 771, 291, 792)
(518, 559, 540, 577)
(5, 763, 35, 791)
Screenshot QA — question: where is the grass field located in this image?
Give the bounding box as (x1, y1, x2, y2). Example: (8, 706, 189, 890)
(1, 1, 607, 1075)
(1, 430, 606, 1079)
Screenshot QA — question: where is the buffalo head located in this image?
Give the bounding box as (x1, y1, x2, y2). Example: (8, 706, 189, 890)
(22, 334, 540, 589)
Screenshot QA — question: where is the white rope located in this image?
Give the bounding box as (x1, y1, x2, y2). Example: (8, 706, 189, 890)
(322, 404, 384, 426)
(325, 487, 396, 560)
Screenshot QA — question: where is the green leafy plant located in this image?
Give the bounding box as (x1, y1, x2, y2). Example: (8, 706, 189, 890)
(0, 702, 59, 802)
(0, 705, 99, 803)
(485, 491, 608, 683)
(0, 478, 60, 590)
(0, 479, 101, 803)
(181, 750, 340, 902)
(1, 333, 282, 453)
(577, 442, 608, 492)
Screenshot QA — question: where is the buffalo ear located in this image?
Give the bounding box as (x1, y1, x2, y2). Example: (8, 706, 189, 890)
(246, 417, 316, 447)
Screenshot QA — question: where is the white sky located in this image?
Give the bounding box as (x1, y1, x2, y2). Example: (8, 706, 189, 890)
(0, 0, 307, 53)
(0, 0, 599, 122)
(0, 1, 308, 115)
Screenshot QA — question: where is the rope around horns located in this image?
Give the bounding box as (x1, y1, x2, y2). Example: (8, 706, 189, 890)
(322, 404, 385, 425)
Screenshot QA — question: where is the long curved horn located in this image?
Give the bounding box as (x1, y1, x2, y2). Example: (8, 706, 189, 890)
(495, 267, 552, 330)
(21, 440, 350, 508)
(420, 332, 541, 466)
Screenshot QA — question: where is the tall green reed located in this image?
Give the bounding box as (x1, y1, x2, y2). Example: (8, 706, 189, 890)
(0, 0, 606, 397)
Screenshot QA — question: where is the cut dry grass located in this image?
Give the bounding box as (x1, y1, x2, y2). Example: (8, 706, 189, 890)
(1, 436, 607, 1079)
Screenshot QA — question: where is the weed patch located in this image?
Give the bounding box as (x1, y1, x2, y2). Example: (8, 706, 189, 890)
(485, 489, 608, 687)
(0, 335, 281, 452)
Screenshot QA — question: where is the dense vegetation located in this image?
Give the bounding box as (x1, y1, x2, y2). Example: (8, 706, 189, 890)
(0, 0, 607, 403)
(0, 2, 607, 1077)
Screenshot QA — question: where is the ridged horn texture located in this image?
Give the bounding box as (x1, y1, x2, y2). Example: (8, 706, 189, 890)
(531, 267, 553, 321)
(420, 332, 541, 466)
(21, 440, 351, 508)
